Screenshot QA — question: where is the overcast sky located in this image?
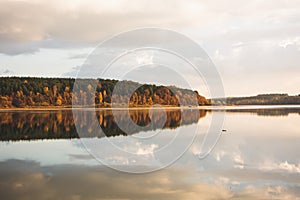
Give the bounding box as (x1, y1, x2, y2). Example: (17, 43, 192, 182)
(0, 0, 300, 97)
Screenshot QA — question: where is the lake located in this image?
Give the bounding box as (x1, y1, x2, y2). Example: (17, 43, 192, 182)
(0, 106, 300, 199)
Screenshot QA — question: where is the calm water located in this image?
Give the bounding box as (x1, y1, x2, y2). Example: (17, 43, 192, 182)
(0, 107, 300, 199)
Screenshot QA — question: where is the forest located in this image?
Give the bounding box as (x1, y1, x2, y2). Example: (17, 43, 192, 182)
(213, 94, 300, 105)
(0, 77, 209, 108)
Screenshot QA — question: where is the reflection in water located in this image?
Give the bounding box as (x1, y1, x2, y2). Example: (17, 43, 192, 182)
(0, 111, 77, 141)
(224, 107, 300, 116)
(1, 107, 298, 141)
(0, 159, 299, 200)
(0, 109, 207, 141)
(0, 107, 300, 199)
(0, 160, 231, 200)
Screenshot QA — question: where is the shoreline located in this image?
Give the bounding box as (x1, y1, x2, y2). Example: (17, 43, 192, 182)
(0, 106, 197, 111)
(1, 105, 300, 112)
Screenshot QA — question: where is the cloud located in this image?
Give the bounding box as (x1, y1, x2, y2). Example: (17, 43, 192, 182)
(259, 161, 300, 173)
(0, 159, 233, 200)
(68, 53, 89, 59)
(0, 0, 193, 55)
(0, 68, 14, 76)
(68, 154, 94, 161)
(61, 65, 80, 77)
(136, 143, 158, 156)
(1, 0, 299, 55)
(279, 37, 300, 49)
(2, 159, 300, 200)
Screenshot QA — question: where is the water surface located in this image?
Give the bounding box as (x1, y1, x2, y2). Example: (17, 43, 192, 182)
(0, 107, 300, 199)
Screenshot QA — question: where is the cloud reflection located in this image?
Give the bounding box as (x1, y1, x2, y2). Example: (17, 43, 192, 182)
(1, 159, 300, 200)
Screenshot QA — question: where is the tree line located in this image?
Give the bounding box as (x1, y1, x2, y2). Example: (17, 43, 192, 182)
(212, 94, 300, 105)
(0, 77, 209, 108)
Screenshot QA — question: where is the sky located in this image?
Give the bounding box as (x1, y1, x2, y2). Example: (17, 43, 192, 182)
(0, 0, 300, 97)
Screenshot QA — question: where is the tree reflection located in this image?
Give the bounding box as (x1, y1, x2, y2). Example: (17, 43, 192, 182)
(223, 108, 300, 116)
(0, 109, 207, 141)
